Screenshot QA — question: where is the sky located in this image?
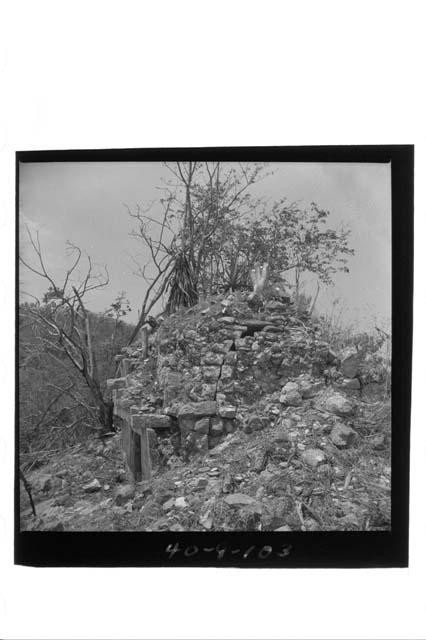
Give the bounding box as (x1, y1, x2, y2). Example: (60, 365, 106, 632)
(19, 161, 391, 331)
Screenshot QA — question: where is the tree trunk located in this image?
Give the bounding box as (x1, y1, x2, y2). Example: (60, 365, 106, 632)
(295, 268, 300, 309)
(140, 325, 149, 358)
(20, 468, 36, 517)
(83, 367, 115, 434)
(98, 398, 114, 433)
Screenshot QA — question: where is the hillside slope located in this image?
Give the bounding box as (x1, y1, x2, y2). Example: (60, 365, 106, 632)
(20, 292, 391, 532)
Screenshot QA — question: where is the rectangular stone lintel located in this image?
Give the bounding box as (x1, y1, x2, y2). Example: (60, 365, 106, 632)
(106, 377, 127, 390)
(177, 400, 217, 419)
(131, 414, 172, 433)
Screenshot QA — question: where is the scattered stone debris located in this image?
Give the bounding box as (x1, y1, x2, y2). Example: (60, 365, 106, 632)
(340, 378, 361, 390)
(199, 511, 214, 529)
(301, 449, 327, 468)
(340, 347, 361, 378)
(114, 484, 135, 505)
(223, 493, 257, 507)
(325, 393, 354, 417)
(372, 434, 386, 450)
(20, 291, 391, 533)
(82, 479, 101, 493)
(330, 424, 358, 448)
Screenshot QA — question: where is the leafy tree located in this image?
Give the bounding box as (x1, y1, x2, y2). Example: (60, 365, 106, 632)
(127, 162, 354, 338)
(238, 199, 355, 304)
(126, 161, 267, 341)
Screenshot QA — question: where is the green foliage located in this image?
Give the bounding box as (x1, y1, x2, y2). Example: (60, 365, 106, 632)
(167, 164, 354, 295)
(128, 162, 355, 326)
(264, 200, 354, 284)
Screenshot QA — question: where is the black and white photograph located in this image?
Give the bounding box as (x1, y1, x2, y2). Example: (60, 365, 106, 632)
(3, 1, 425, 637)
(18, 153, 397, 539)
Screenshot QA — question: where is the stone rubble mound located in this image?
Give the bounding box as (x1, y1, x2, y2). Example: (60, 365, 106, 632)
(107, 291, 375, 465)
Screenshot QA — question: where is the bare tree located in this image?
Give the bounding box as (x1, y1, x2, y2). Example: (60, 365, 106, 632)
(125, 162, 269, 343)
(19, 228, 114, 434)
(124, 201, 175, 345)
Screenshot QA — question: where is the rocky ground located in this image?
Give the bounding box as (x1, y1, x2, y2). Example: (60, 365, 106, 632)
(20, 388, 391, 532)
(20, 292, 391, 532)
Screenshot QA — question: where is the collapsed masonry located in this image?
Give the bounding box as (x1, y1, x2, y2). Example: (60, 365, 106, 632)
(107, 292, 376, 481)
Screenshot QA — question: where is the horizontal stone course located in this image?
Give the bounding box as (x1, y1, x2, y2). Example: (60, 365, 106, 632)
(202, 365, 221, 381)
(106, 377, 127, 390)
(177, 400, 218, 418)
(131, 414, 172, 432)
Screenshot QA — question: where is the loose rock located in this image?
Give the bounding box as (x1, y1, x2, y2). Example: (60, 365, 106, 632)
(330, 423, 357, 448)
(280, 389, 303, 406)
(340, 378, 361, 390)
(299, 380, 323, 398)
(194, 417, 210, 434)
(199, 511, 214, 529)
(340, 347, 361, 378)
(372, 433, 386, 450)
(223, 493, 257, 507)
(301, 448, 326, 468)
(248, 415, 266, 432)
(175, 496, 188, 508)
(114, 484, 135, 505)
(82, 479, 101, 493)
(272, 429, 290, 444)
(218, 404, 237, 419)
(162, 498, 175, 511)
(325, 393, 354, 416)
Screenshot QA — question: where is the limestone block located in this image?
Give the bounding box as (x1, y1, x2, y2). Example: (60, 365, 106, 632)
(301, 448, 327, 468)
(223, 418, 237, 433)
(106, 377, 127, 390)
(131, 414, 172, 432)
(201, 352, 224, 366)
(217, 316, 236, 324)
(194, 417, 210, 434)
(177, 401, 218, 418)
(199, 383, 217, 400)
(202, 365, 221, 381)
(300, 380, 324, 398)
(340, 347, 361, 378)
(224, 351, 238, 365)
(210, 416, 224, 435)
(279, 389, 303, 406)
(211, 340, 234, 354)
(248, 415, 266, 431)
(218, 404, 237, 419)
(261, 325, 282, 333)
(114, 400, 131, 420)
(119, 358, 133, 376)
(265, 300, 287, 312)
(340, 378, 361, 390)
(220, 365, 234, 381)
(330, 423, 357, 447)
(325, 393, 354, 417)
